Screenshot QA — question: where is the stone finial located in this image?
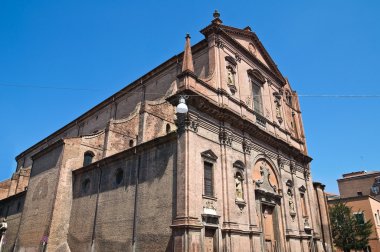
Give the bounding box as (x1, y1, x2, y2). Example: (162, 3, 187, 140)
(243, 26, 252, 32)
(181, 34, 194, 73)
(212, 10, 223, 25)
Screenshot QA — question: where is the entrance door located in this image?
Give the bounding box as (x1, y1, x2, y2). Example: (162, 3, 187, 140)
(262, 205, 275, 252)
(204, 229, 215, 252)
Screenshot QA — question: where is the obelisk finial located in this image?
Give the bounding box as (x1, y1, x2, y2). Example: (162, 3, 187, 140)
(181, 33, 194, 72)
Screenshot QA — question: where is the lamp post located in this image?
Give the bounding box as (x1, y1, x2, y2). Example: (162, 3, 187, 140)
(175, 96, 188, 134)
(176, 96, 188, 114)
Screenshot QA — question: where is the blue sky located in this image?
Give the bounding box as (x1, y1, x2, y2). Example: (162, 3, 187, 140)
(1, 1, 379, 194)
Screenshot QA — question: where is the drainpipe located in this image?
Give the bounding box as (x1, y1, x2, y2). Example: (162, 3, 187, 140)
(132, 148, 141, 252)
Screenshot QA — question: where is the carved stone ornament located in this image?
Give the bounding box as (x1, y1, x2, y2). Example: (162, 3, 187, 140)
(226, 65, 237, 95)
(304, 169, 310, 181)
(289, 161, 296, 174)
(215, 38, 224, 49)
(245, 95, 251, 107)
(235, 53, 241, 63)
(175, 113, 199, 134)
(287, 189, 296, 219)
(242, 138, 251, 155)
(254, 161, 277, 194)
(248, 43, 256, 56)
(304, 217, 312, 231)
(185, 114, 199, 132)
(219, 128, 233, 146)
(277, 156, 284, 170)
(203, 200, 217, 215)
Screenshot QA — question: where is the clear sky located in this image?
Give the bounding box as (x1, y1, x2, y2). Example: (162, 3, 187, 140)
(1, 0, 379, 194)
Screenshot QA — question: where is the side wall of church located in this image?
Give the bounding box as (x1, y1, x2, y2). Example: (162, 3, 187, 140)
(68, 135, 176, 251)
(14, 44, 209, 179)
(16, 143, 64, 251)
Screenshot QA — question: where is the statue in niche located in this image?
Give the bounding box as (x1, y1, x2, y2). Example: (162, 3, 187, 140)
(288, 189, 295, 213)
(226, 65, 237, 94)
(235, 173, 244, 200)
(227, 67, 235, 85)
(276, 105, 281, 118)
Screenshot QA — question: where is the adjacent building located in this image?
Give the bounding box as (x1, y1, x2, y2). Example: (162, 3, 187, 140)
(328, 170, 380, 252)
(0, 12, 332, 252)
(338, 171, 380, 200)
(328, 195, 380, 252)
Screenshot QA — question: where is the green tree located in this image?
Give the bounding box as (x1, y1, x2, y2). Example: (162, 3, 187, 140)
(329, 202, 373, 252)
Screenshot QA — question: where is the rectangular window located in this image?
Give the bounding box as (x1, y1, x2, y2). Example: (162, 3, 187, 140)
(204, 162, 214, 197)
(252, 82, 263, 115)
(354, 212, 365, 225)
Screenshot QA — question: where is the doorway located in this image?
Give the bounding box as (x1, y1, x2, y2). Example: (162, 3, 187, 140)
(262, 204, 278, 252)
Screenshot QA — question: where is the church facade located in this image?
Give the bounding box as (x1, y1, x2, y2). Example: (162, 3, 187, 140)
(0, 12, 332, 252)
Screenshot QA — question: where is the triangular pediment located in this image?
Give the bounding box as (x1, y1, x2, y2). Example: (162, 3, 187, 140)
(204, 24, 285, 84)
(201, 149, 218, 161)
(299, 185, 306, 193)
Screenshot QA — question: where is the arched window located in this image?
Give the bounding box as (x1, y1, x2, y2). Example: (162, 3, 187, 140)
(82, 178, 91, 193)
(83, 151, 95, 166)
(166, 124, 171, 134)
(115, 168, 124, 185)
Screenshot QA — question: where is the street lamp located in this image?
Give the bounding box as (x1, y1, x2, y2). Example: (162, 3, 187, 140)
(176, 96, 188, 114)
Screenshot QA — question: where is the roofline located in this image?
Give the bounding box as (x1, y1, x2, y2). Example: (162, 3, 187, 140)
(0, 190, 27, 204)
(15, 40, 208, 162)
(328, 195, 380, 204)
(337, 171, 380, 182)
(200, 23, 286, 86)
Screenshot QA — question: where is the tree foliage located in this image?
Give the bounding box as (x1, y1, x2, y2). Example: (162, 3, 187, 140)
(329, 202, 373, 251)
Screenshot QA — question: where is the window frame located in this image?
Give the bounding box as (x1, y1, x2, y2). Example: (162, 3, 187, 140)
(203, 161, 214, 197)
(248, 70, 265, 116)
(201, 150, 218, 199)
(83, 151, 95, 167)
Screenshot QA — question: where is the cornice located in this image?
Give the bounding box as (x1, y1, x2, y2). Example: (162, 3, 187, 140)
(169, 89, 312, 165)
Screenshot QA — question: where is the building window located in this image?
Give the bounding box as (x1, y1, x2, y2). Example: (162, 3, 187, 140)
(83, 151, 95, 166)
(204, 162, 214, 197)
(166, 124, 171, 134)
(252, 82, 263, 115)
(115, 168, 124, 185)
(375, 213, 378, 225)
(82, 178, 91, 193)
(354, 212, 365, 225)
(129, 140, 134, 147)
(357, 191, 363, 196)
